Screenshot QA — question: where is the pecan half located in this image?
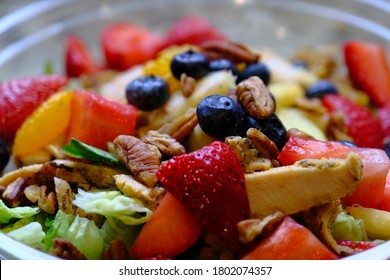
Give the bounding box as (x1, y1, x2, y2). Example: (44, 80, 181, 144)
(102, 240, 129, 260)
(180, 73, 197, 98)
(326, 112, 354, 142)
(158, 108, 198, 142)
(246, 128, 280, 161)
(143, 130, 186, 157)
(2, 177, 27, 207)
(236, 76, 275, 119)
(50, 238, 86, 260)
(201, 40, 260, 64)
(24, 184, 57, 214)
(286, 128, 315, 140)
(114, 135, 161, 188)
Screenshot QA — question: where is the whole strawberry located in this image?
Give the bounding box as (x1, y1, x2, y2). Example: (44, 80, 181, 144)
(157, 141, 250, 254)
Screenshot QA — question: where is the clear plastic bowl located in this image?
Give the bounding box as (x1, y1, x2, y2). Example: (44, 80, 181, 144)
(0, 0, 390, 260)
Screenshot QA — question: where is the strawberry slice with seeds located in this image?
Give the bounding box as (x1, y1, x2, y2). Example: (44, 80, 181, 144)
(0, 74, 68, 144)
(322, 94, 383, 148)
(157, 141, 250, 254)
(337, 240, 377, 252)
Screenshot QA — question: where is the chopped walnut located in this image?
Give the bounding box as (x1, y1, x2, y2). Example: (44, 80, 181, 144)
(143, 130, 186, 157)
(201, 40, 260, 64)
(102, 240, 130, 260)
(50, 238, 87, 260)
(294, 96, 328, 115)
(180, 73, 197, 98)
(24, 185, 57, 214)
(286, 128, 315, 140)
(114, 174, 165, 210)
(236, 76, 275, 119)
(246, 128, 280, 161)
(238, 212, 284, 244)
(225, 136, 274, 173)
(158, 108, 198, 141)
(114, 135, 161, 188)
(2, 177, 26, 207)
(54, 177, 78, 215)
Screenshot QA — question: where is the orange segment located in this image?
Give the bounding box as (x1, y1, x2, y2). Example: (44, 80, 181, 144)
(13, 90, 73, 158)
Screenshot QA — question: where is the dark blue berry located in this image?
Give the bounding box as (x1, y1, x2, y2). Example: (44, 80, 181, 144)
(237, 62, 271, 85)
(196, 95, 246, 139)
(305, 80, 338, 99)
(126, 75, 169, 111)
(209, 59, 239, 76)
(170, 50, 210, 80)
(0, 136, 10, 173)
(383, 141, 390, 158)
(338, 140, 357, 147)
(246, 114, 287, 150)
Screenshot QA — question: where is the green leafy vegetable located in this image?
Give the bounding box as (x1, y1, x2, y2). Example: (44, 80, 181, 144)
(73, 189, 152, 225)
(62, 138, 124, 167)
(0, 200, 40, 224)
(99, 218, 141, 248)
(6, 222, 45, 248)
(43, 210, 104, 259)
(331, 211, 368, 241)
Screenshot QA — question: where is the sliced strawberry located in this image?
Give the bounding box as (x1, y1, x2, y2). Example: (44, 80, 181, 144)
(65, 35, 99, 77)
(378, 171, 390, 212)
(163, 16, 226, 47)
(378, 105, 390, 141)
(337, 240, 377, 252)
(242, 216, 338, 260)
(278, 136, 390, 208)
(130, 192, 202, 259)
(65, 89, 138, 150)
(322, 94, 383, 148)
(157, 141, 250, 254)
(343, 41, 390, 107)
(101, 22, 163, 71)
(0, 74, 68, 144)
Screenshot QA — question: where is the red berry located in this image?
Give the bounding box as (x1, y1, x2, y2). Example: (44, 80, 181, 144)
(337, 240, 377, 251)
(157, 141, 250, 253)
(0, 75, 68, 144)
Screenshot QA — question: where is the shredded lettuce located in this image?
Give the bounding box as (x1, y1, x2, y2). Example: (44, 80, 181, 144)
(73, 189, 152, 225)
(331, 211, 368, 241)
(43, 210, 104, 260)
(6, 222, 45, 248)
(99, 218, 142, 248)
(0, 200, 40, 224)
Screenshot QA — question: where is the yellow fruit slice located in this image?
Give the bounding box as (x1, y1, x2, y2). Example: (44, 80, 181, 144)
(13, 90, 73, 158)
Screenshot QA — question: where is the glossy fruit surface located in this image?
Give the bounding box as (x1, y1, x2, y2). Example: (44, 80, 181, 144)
(237, 62, 270, 85)
(157, 141, 250, 253)
(130, 192, 202, 259)
(305, 79, 338, 99)
(209, 58, 239, 76)
(242, 216, 338, 260)
(170, 50, 210, 80)
(126, 75, 169, 111)
(0, 74, 68, 145)
(196, 95, 246, 139)
(66, 89, 138, 150)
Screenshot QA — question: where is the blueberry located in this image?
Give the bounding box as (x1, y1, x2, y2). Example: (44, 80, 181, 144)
(338, 140, 357, 147)
(170, 50, 210, 80)
(237, 62, 271, 85)
(196, 95, 246, 139)
(384, 141, 390, 158)
(209, 59, 239, 76)
(305, 80, 338, 99)
(246, 114, 287, 150)
(0, 136, 10, 173)
(126, 75, 169, 111)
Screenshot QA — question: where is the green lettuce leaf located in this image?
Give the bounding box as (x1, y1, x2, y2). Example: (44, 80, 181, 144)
(73, 189, 152, 225)
(331, 211, 368, 241)
(99, 218, 142, 248)
(6, 222, 45, 248)
(0, 200, 40, 224)
(43, 210, 104, 260)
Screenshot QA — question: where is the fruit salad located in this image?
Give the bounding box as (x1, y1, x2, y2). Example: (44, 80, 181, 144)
(1, 15, 390, 260)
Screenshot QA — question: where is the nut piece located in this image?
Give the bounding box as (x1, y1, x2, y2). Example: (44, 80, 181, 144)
(50, 238, 86, 260)
(326, 112, 354, 142)
(236, 76, 275, 119)
(158, 108, 198, 142)
(246, 128, 280, 161)
(201, 40, 260, 64)
(143, 130, 186, 157)
(2, 177, 26, 207)
(114, 135, 162, 188)
(102, 240, 129, 260)
(286, 128, 315, 140)
(180, 73, 197, 98)
(24, 185, 57, 214)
